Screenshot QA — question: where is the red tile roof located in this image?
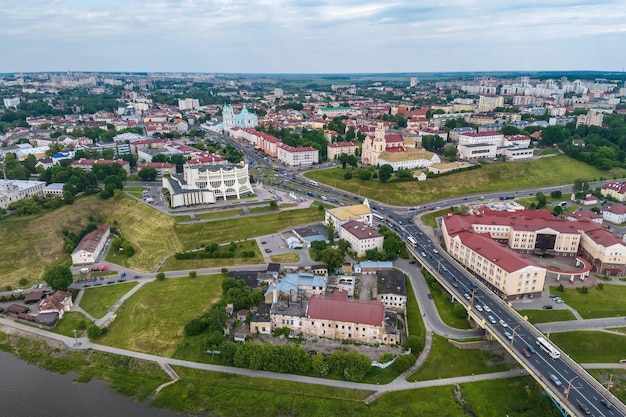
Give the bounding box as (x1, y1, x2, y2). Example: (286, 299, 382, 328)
(603, 205, 626, 215)
(329, 142, 358, 148)
(306, 291, 384, 326)
(385, 133, 404, 143)
(602, 182, 626, 195)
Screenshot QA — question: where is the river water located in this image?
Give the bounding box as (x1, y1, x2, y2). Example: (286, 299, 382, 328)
(0, 350, 182, 417)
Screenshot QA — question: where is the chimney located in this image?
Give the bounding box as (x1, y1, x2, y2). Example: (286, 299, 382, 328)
(272, 278, 277, 304)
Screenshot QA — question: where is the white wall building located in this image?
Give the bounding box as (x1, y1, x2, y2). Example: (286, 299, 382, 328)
(71, 226, 110, 265)
(339, 220, 384, 257)
(277, 144, 319, 167)
(0, 180, 46, 209)
(163, 163, 252, 208)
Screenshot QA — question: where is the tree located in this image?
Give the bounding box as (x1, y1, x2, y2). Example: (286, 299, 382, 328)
(138, 167, 157, 181)
(42, 264, 73, 290)
(269, 200, 278, 210)
(501, 125, 521, 135)
(346, 154, 358, 168)
(379, 164, 393, 183)
(189, 270, 197, 279)
(87, 324, 107, 339)
(539, 125, 565, 146)
(337, 153, 349, 169)
(357, 170, 372, 181)
(443, 146, 458, 161)
(553, 205, 563, 216)
(405, 335, 424, 353)
(535, 192, 547, 209)
(326, 220, 335, 244)
(550, 190, 562, 199)
(573, 179, 589, 193)
(156, 272, 165, 281)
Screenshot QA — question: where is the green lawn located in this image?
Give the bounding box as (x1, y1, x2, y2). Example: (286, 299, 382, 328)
(98, 274, 223, 357)
(550, 331, 626, 363)
(420, 209, 448, 228)
(195, 208, 243, 220)
(50, 311, 90, 338)
(79, 282, 138, 319)
(270, 253, 300, 263)
(159, 240, 265, 272)
(406, 279, 426, 339)
(429, 281, 472, 330)
(174, 207, 324, 251)
(550, 284, 626, 319)
(124, 186, 147, 199)
(516, 309, 577, 324)
(407, 334, 516, 381)
(305, 156, 624, 206)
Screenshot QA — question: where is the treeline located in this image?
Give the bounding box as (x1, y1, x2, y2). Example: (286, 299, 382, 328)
(541, 113, 626, 170)
(174, 242, 256, 260)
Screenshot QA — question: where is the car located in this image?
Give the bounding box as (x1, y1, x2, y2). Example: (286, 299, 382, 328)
(117, 279, 126, 283)
(499, 319, 508, 327)
(432, 249, 439, 254)
(261, 241, 267, 244)
(94, 283, 103, 286)
(549, 374, 562, 386)
(83, 284, 92, 288)
(106, 280, 115, 285)
(409, 261, 416, 264)
(483, 305, 491, 312)
(488, 315, 497, 324)
(504, 331, 513, 340)
(475, 305, 483, 312)
(555, 299, 564, 304)
(120, 272, 126, 278)
(427, 293, 433, 299)
(521, 348, 530, 358)
(133, 275, 142, 279)
(421, 251, 426, 257)
(265, 248, 272, 253)
(549, 294, 558, 299)
(452, 282, 459, 288)
(577, 402, 591, 415)
(542, 305, 553, 309)
(463, 293, 471, 300)
(600, 398, 613, 409)
(441, 266, 447, 272)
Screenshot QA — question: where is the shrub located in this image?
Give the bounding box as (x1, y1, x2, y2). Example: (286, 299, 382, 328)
(156, 272, 165, 281)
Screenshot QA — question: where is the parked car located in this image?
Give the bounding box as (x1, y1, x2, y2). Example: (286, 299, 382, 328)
(427, 293, 433, 299)
(106, 281, 115, 285)
(133, 275, 142, 279)
(543, 305, 553, 309)
(265, 248, 272, 253)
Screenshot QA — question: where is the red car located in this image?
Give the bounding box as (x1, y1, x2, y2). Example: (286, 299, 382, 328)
(521, 348, 531, 358)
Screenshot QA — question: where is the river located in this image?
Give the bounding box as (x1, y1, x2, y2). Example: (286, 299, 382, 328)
(0, 350, 182, 417)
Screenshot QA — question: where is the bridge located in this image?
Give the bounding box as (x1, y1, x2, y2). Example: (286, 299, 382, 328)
(399, 220, 625, 417)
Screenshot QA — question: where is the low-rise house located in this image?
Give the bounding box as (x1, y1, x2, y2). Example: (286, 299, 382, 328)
(602, 205, 626, 224)
(249, 303, 272, 335)
(354, 261, 394, 275)
(71, 225, 110, 265)
(374, 270, 407, 312)
(339, 220, 384, 257)
(39, 291, 73, 319)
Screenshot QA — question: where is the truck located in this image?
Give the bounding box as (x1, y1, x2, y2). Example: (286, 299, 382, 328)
(79, 267, 90, 274)
(91, 265, 109, 272)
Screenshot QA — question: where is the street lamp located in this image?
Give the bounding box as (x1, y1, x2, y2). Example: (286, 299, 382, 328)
(510, 325, 520, 347)
(565, 376, 578, 400)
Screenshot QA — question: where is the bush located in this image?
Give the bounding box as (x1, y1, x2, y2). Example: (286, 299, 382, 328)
(405, 335, 424, 353)
(344, 171, 352, 180)
(156, 272, 165, 281)
(393, 354, 415, 373)
(189, 270, 197, 279)
(87, 324, 107, 339)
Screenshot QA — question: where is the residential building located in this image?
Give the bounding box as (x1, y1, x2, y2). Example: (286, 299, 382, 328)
(138, 162, 176, 177)
(376, 148, 441, 171)
(43, 183, 65, 196)
(325, 199, 372, 231)
(71, 158, 131, 176)
(478, 96, 504, 112)
(566, 209, 603, 224)
(327, 142, 358, 160)
(249, 303, 272, 335)
(354, 261, 394, 275)
(601, 182, 626, 202)
(178, 98, 200, 110)
(602, 205, 626, 224)
(263, 272, 327, 304)
(39, 291, 73, 319)
(162, 162, 252, 208)
(576, 110, 604, 127)
(0, 180, 46, 209)
(277, 144, 319, 167)
(374, 270, 407, 312)
(339, 220, 384, 257)
(71, 225, 110, 265)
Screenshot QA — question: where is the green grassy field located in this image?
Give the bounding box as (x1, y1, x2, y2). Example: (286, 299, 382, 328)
(270, 253, 300, 263)
(124, 186, 146, 199)
(51, 311, 90, 338)
(429, 281, 473, 330)
(195, 208, 243, 220)
(407, 334, 516, 382)
(550, 331, 626, 363)
(78, 282, 138, 319)
(420, 209, 448, 228)
(305, 156, 625, 206)
(174, 207, 324, 251)
(517, 309, 577, 324)
(98, 274, 223, 357)
(406, 280, 426, 339)
(159, 240, 265, 271)
(550, 284, 626, 319)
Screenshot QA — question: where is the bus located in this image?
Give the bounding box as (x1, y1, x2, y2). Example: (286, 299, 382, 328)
(407, 235, 417, 246)
(536, 337, 561, 359)
(372, 212, 385, 222)
(309, 180, 319, 187)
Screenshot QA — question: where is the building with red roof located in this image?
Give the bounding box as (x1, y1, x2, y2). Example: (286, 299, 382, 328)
(601, 182, 626, 202)
(269, 290, 398, 345)
(442, 209, 626, 299)
(327, 141, 358, 160)
(277, 143, 319, 167)
(601, 205, 626, 224)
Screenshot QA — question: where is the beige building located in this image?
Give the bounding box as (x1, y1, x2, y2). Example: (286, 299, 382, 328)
(477, 96, 504, 112)
(601, 182, 626, 202)
(327, 142, 358, 160)
(376, 148, 440, 171)
(270, 291, 398, 345)
(339, 220, 384, 257)
(325, 199, 372, 231)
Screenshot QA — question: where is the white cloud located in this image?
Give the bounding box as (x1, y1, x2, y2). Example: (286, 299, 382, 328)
(0, 0, 624, 72)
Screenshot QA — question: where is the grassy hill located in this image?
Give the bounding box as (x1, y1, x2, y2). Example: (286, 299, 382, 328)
(305, 156, 626, 206)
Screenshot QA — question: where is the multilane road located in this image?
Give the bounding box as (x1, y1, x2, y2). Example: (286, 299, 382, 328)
(395, 217, 625, 417)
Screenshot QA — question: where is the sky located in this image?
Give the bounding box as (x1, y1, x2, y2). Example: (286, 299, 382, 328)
(1, 0, 625, 74)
